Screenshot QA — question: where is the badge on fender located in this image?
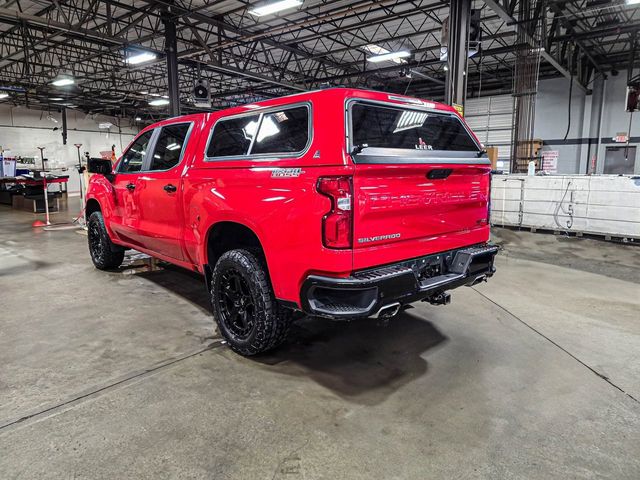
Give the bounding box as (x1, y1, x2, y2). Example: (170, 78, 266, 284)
(271, 168, 303, 178)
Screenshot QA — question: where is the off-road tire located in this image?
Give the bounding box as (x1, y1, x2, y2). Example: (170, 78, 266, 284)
(87, 211, 125, 270)
(211, 249, 293, 356)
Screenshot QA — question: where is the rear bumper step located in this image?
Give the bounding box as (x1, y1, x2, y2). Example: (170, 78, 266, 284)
(300, 243, 498, 319)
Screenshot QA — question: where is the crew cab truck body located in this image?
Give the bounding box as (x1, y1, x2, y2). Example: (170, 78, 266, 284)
(85, 88, 497, 355)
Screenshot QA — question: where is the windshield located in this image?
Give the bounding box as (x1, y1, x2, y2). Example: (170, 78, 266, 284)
(350, 103, 480, 152)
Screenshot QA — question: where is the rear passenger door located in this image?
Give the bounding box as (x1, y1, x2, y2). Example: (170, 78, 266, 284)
(136, 122, 193, 260)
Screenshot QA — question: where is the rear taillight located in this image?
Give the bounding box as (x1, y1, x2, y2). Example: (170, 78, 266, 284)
(317, 176, 353, 249)
(487, 171, 492, 224)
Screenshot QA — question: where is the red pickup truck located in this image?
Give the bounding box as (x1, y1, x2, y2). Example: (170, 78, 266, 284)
(85, 88, 497, 356)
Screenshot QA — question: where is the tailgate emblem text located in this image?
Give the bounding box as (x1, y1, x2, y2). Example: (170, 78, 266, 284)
(357, 233, 401, 244)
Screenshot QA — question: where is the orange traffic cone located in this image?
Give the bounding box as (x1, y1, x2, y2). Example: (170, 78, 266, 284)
(32, 219, 46, 228)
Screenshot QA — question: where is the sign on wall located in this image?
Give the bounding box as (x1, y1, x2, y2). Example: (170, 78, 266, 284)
(614, 132, 629, 143)
(542, 150, 558, 173)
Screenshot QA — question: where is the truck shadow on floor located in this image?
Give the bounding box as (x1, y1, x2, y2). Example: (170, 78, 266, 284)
(132, 264, 212, 314)
(254, 311, 448, 406)
(123, 256, 448, 405)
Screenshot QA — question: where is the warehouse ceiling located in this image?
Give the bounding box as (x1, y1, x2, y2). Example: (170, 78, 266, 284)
(0, 0, 638, 120)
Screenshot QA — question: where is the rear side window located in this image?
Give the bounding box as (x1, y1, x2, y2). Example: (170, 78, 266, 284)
(206, 104, 310, 159)
(251, 106, 309, 154)
(119, 130, 154, 173)
(149, 123, 191, 171)
(207, 114, 259, 157)
(350, 103, 479, 152)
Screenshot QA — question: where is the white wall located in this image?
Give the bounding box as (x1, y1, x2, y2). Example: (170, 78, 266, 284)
(533, 76, 587, 173)
(533, 71, 640, 174)
(0, 105, 139, 194)
(595, 72, 640, 174)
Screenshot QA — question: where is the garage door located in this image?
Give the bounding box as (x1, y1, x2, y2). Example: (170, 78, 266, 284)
(464, 95, 514, 172)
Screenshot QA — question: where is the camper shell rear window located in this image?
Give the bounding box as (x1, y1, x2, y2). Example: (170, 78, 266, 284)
(349, 102, 480, 153)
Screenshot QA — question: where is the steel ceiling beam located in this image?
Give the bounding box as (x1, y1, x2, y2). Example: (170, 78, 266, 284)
(483, 0, 588, 92)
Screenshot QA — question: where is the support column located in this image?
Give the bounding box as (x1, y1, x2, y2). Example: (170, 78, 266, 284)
(163, 8, 180, 117)
(445, 0, 470, 107)
(61, 107, 68, 145)
(587, 74, 607, 174)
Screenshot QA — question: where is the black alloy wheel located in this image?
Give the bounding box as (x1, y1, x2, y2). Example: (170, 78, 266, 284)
(217, 268, 256, 339)
(210, 249, 293, 356)
(87, 211, 125, 270)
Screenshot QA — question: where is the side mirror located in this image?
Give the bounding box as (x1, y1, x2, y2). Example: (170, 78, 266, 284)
(87, 158, 113, 175)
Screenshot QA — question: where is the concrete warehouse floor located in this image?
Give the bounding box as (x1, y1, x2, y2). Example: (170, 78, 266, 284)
(1, 201, 639, 479)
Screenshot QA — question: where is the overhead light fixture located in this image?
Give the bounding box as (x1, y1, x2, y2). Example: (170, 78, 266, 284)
(149, 98, 170, 106)
(443, 65, 449, 71)
(367, 50, 411, 63)
(249, 0, 302, 17)
(149, 92, 160, 97)
(125, 51, 157, 65)
(139, 91, 149, 95)
(135, 116, 142, 121)
(51, 76, 75, 87)
(50, 97, 64, 101)
(161, 95, 169, 99)
(0, 92, 9, 99)
(627, 0, 640, 4)
(166, 142, 181, 151)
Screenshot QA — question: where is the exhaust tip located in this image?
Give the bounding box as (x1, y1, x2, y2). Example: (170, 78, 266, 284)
(373, 302, 401, 319)
(468, 275, 487, 286)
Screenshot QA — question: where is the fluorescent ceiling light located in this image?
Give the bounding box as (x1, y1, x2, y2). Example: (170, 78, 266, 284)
(367, 50, 411, 63)
(135, 116, 142, 121)
(51, 77, 75, 87)
(149, 98, 170, 106)
(139, 91, 149, 95)
(125, 51, 157, 65)
(149, 93, 160, 97)
(364, 44, 410, 64)
(161, 95, 169, 99)
(50, 97, 64, 101)
(0, 92, 9, 99)
(249, 0, 302, 17)
(166, 142, 181, 151)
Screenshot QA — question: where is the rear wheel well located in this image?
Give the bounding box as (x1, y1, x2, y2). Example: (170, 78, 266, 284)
(206, 222, 265, 269)
(85, 198, 101, 217)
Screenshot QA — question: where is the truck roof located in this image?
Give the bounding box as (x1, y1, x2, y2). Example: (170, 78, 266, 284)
(154, 87, 456, 127)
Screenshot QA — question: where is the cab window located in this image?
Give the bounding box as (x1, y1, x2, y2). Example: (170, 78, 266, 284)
(149, 123, 191, 171)
(206, 114, 259, 157)
(205, 104, 310, 159)
(251, 106, 309, 155)
(119, 130, 153, 173)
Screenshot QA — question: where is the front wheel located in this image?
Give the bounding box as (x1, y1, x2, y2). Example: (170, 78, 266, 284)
(87, 211, 124, 270)
(211, 249, 292, 356)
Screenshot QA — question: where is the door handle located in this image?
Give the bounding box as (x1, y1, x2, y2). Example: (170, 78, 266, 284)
(163, 184, 177, 193)
(126, 183, 136, 190)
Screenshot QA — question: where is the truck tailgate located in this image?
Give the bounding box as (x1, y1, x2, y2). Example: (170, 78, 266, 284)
(352, 163, 491, 270)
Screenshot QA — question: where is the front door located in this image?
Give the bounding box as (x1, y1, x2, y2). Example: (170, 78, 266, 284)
(135, 122, 193, 260)
(110, 129, 155, 247)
